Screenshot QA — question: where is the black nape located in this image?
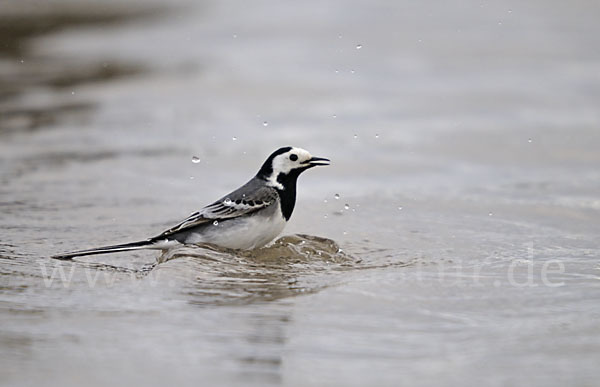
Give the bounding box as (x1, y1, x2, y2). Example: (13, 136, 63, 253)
(256, 146, 293, 179)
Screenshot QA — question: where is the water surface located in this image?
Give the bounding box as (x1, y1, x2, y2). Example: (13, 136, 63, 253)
(1, 0, 599, 386)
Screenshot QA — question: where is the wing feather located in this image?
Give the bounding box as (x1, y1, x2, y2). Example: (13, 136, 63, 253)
(154, 183, 278, 239)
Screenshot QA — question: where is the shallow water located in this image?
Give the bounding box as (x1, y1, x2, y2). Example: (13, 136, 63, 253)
(1, 0, 600, 386)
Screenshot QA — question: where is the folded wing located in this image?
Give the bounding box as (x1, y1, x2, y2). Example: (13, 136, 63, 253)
(154, 184, 278, 239)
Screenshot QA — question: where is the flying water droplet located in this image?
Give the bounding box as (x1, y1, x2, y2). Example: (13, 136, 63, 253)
(323, 199, 328, 203)
(344, 203, 350, 210)
(350, 69, 355, 74)
(335, 69, 339, 74)
(323, 214, 328, 219)
(488, 212, 493, 216)
(224, 198, 232, 205)
(356, 44, 362, 50)
(332, 114, 337, 118)
(528, 138, 533, 143)
(71, 91, 75, 95)
(334, 194, 340, 200)
(213, 220, 219, 226)
(191, 156, 201, 163)
(398, 206, 403, 211)
(375, 134, 379, 139)
(262, 121, 268, 127)
(343, 231, 347, 235)
(232, 33, 238, 38)
(232, 136, 237, 141)
(353, 134, 358, 139)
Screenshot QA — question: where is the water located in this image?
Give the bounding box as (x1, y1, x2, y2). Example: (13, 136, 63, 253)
(1, 0, 600, 386)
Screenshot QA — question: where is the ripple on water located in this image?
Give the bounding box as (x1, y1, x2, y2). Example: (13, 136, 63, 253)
(150, 234, 360, 305)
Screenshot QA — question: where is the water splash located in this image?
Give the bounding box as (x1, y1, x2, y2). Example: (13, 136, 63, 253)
(154, 234, 362, 305)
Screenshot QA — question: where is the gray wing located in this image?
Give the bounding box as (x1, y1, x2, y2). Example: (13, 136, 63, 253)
(154, 178, 278, 239)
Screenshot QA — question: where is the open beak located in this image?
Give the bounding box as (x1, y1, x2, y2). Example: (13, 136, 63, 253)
(306, 156, 330, 167)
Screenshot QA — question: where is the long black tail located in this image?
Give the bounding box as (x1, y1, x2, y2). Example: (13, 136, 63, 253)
(51, 239, 161, 260)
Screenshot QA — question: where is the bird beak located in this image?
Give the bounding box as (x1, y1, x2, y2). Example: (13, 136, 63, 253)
(306, 156, 330, 167)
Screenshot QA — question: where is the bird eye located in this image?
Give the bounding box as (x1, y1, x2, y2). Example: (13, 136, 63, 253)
(289, 154, 298, 161)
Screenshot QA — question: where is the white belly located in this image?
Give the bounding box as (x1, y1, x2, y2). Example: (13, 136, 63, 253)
(184, 206, 287, 250)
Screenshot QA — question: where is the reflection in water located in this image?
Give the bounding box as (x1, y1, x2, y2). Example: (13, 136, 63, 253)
(233, 307, 290, 385)
(150, 234, 366, 383)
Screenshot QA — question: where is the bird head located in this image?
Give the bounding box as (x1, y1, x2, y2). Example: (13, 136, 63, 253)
(257, 146, 329, 188)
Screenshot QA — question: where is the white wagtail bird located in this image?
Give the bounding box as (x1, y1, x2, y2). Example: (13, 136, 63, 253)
(52, 146, 330, 260)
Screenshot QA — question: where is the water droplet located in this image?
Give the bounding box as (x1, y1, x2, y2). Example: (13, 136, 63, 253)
(323, 214, 328, 219)
(232, 136, 237, 141)
(232, 33, 238, 38)
(334, 194, 340, 200)
(488, 212, 493, 216)
(528, 138, 533, 143)
(191, 156, 201, 163)
(20, 59, 24, 64)
(262, 121, 268, 127)
(418, 39, 423, 43)
(213, 220, 219, 226)
(323, 199, 328, 203)
(338, 34, 343, 39)
(224, 198, 232, 205)
(498, 20, 503, 26)
(353, 134, 358, 139)
(508, 9, 513, 13)
(189, 176, 195, 180)
(334, 69, 339, 74)
(242, 194, 246, 197)
(344, 203, 350, 210)
(375, 134, 379, 139)
(71, 91, 75, 95)
(356, 44, 362, 50)
(343, 231, 347, 235)
(332, 114, 337, 118)
(398, 206, 403, 211)
(350, 69, 355, 74)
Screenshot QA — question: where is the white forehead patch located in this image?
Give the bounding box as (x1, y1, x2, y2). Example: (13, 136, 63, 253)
(265, 147, 313, 189)
(290, 147, 311, 162)
(271, 147, 311, 173)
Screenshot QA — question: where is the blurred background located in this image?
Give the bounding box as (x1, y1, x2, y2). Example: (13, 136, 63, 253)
(1, 0, 599, 386)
